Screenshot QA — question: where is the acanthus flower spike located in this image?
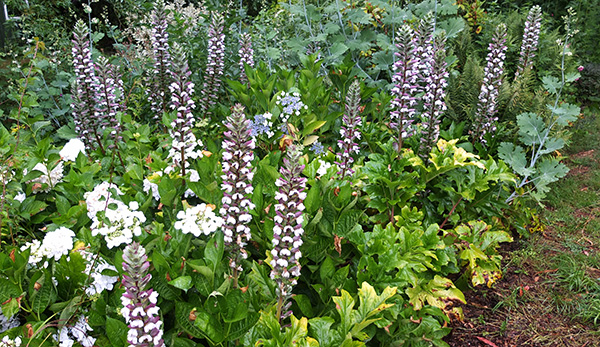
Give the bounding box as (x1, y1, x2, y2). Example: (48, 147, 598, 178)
(121, 242, 164, 347)
(168, 42, 200, 175)
(270, 145, 307, 320)
(95, 56, 124, 147)
(220, 104, 256, 281)
(71, 20, 104, 154)
(515, 5, 542, 80)
(238, 32, 254, 85)
(199, 12, 225, 119)
(390, 24, 420, 149)
(335, 80, 362, 179)
(472, 24, 508, 142)
(149, 0, 172, 118)
(420, 33, 449, 159)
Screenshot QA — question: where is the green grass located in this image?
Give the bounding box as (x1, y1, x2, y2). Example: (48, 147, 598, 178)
(527, 104, 600, 328)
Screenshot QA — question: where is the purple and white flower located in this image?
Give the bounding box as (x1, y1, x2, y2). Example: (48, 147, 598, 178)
(270, 145, 307, 298)
(200, 12, 225, 119)
(515, 6, 542, 79)
(220, 104, 256, 271)
(238, 32, 254, 84)
(335, 80, 362, 178)
(420, 34, 449, 159)
(391, 24, 420, 147)
(149, 0, 172, 117)
(472, 24, 508, 142)
(121, 243, 164, 347)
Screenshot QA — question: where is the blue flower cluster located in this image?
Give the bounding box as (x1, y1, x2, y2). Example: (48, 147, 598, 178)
(248, 113, 274, 138)
(276, 91, 307, 122)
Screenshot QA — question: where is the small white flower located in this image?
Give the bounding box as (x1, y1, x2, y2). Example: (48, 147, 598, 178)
(59, 138, 86, 161)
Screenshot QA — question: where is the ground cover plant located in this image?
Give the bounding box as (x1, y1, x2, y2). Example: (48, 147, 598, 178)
(0, 0, 591, 346)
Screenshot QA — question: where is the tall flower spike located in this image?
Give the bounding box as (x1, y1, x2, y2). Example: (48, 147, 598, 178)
(149, 0, 172, 118)
(414, 12, 436, 93)
(95, 56, 123, 147)
(238, 32, 254, 85)
(515, 5, 542, 80)
(121, 243, 164, 347)
(199, 12, 225, 119)
(420, 34, 449, 159)
(71, 20, 104, 154)
(270, 145, 307, 314)
(220, 104, 256, 278)
(472, 24, 508, 142)
(335, 80, 362, 179)
(168, 42, 197, 175)
(390, 24, 420, 149)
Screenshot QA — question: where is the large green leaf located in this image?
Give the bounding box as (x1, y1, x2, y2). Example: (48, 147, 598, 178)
(106, 316, 128, 347)
(406, 276, 465, 311)
(31, 272, 57, 314)
(498, 143, 533, 177)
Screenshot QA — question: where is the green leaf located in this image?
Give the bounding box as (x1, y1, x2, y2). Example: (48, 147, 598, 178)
(126, 163, 144, 181)
(106, 316, 127, 347)
(303, 120, 327, 136)
(335, 210, 363, 238)
(0, 278, 22, 314)
(169, 276, 193, 293)
(58, 296, 83, 330)
(228, 312, 259, 341)
(309, 317, 336, 346)
(158, 176, 178, 206)
(332, 290, 355, 335)
(176, 302, 205, 338)
(406, 276, 465, 311)
(293, 294, 315, 318)
(565, 72, 580, 83)
(516, 112, 547, 146)
(542, 75, 561, 94)
(320, 257, 336, 283)
(31, 273, 57, 314)
(540, 137, 565, 154)
(221, 290, 249, 323)
(498, 143, 534, 177)
(194, 308, 225, 343)
(356, 282, 397, 319)
(548, 103, 580, 126)
(330, 42, 349, 58)
(205, 232, 224, 274)
(303, 135, 320, 146)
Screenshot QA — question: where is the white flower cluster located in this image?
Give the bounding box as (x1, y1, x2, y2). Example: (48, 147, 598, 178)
(20, 227, 75, 267)
(59, 138, 86, 162)
(0, 336, 21, 347)
(143, 172, 162, 201)
(24, 162, 64, 194)
(167, 133, 204, 169)
(54, 315, 95, 347)
(14, 192, 26, 203)
(183, 169, 200, 198)
(79, 250, 119, 296)
(84, 182, 124, 219)
(174, 203, 223, 237)
(86, 182, 146, 249)
(316, 159, 332, 177)
(0, 307, 20, 334)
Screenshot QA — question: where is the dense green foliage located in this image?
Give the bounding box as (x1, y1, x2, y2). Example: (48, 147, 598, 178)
(0, 0, 591, 346)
